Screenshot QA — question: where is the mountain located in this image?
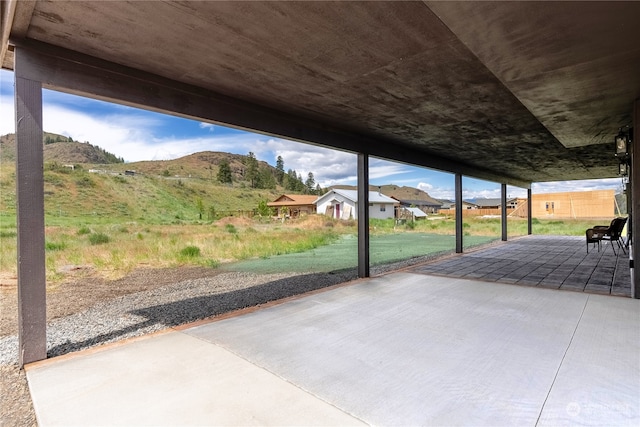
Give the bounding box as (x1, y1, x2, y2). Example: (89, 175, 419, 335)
(117, 151, 262, 181)
(0, 133, 295, 221)
(0, 133, 124, 164)
(331, 184, 441, 205)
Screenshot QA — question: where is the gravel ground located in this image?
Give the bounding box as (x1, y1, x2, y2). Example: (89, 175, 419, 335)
(0, 267, 363, 426)
(0, 256, 434, 426)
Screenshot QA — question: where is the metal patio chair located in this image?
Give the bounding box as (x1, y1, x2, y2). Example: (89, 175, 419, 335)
(589, 217, 628, 255)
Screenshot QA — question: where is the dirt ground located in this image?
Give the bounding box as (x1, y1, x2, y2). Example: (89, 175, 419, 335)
(0, 266, 222, 427)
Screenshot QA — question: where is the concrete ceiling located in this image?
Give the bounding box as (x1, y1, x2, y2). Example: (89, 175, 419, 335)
(2, 1, 639, 184)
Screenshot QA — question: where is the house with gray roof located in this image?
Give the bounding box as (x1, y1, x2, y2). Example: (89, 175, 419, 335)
(315, 189, 398, 220)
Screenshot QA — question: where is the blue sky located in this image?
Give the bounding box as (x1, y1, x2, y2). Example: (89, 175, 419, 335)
(0, 69, 623, 200)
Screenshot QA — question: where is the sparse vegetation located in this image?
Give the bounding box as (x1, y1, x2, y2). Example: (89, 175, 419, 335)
(45, 241, 67, 251)
(179, 245, 201, 258)
(0, 131, 618, 286)
(88, 233, 110, 245)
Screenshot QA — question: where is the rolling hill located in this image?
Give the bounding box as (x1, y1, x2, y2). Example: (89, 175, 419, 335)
(0, 133, 286, 223)
(0, 132, 443, 224)
(331, 184, 442, 206)
(1, 132, 124, 164)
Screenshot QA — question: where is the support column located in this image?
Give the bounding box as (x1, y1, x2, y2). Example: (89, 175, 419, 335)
(501, 183, 507, 241)
(15, 47, 47, 365)
(357, 153, 370, 278)
(527, 188, 533, 235)
(632, 98, 640, 298)
(455, 173, 463, 253)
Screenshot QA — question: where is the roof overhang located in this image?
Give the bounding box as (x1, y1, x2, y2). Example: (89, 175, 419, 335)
(2, 1, 639, 187)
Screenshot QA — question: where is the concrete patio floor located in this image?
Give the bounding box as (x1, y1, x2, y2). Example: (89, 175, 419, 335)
(25, 270, 639, 426)
(414, 235, 631, 297)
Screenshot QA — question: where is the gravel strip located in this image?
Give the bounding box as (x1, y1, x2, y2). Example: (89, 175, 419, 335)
(0, 254, 453, 365)
(0, 270, 360, 365)
(0, 255, 442, 426)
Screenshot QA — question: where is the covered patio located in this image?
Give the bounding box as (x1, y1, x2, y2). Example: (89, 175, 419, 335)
(414, 235, 632, 297)
(2, 2, 640, 423)
(25, 269, 639, 426)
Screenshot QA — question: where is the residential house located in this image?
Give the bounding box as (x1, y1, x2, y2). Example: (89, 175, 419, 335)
(315, 189, 398, 220)
(530, 190, 615, 218)
(391, 196, 442, 214)
(267, 194, 318, 218)
(472, 197, 519, 209)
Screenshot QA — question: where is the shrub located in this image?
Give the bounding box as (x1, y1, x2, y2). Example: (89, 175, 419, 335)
(207, 259, 220, 268)
(75, 176, 95, 188)
(45, 241, 66, 251)
(77, 226, 91, 235)
(256, 200, 274, 217)
(180, 245, 201, 258)
(89, 233, 110, 245)
(225, 224, 237, 234)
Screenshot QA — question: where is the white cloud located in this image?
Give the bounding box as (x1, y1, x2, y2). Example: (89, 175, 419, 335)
(266, 141, 358, 187)
(532, 179, 623, 194)
(199, 122, 215, 131)
(463, 188, 502, 200)
(0, 94, 15, 136)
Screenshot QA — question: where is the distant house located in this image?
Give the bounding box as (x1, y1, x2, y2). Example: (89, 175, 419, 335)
(530, 190, 615, 218)
(472, 197, 519, 209)
(390, 197, 442, 214)
(438, 199, 454, 209)
(315, 189, 398, 220)
(267, 194, 318, 218)
(462, 201, 479, 210)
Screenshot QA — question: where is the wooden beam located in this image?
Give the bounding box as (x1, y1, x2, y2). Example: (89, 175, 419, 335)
(10, 38, 532, 188)
(632, 98, 639, 299)
(1, 1, 35, 69)
(501, 183, 507, 241)
(527, 188, 533, 235)
(15, 46, 47, 366)
(455, 173, 463, 253)
(358, 153, 370, 278)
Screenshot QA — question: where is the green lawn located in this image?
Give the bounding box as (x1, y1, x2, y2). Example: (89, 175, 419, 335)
(224, 233, 496, 274)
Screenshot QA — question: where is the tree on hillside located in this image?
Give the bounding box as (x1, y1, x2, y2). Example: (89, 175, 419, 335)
(244, 152, 259, 188)
(217, 159, 232, 184)
(315, 183, 323, 195)
(284, 169, 305, 192)
(275, 155, 285, 185)
(305, 172, 315, 194)
(258, 165, 276, 189)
